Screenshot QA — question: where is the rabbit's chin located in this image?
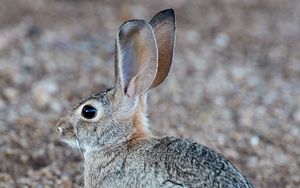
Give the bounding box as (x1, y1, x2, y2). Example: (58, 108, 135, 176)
(62, 139, 79, 149)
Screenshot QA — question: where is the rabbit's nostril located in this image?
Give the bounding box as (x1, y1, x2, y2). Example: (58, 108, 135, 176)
(57, 126, 63, 133)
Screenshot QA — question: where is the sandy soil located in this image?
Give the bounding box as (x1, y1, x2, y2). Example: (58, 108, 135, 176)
(0, 0, 300, 187)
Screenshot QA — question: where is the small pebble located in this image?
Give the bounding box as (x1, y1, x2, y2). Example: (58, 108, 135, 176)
(293, 108, 300, 123)
(214, 33, 230, 49)
(3, 88, 18, 102)
(250, 136, 260, 146)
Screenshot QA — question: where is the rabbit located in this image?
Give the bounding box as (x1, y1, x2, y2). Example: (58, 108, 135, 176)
(56, 9, 254, 188)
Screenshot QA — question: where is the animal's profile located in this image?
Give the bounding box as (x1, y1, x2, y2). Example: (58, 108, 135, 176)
(57, 9, 254, 188)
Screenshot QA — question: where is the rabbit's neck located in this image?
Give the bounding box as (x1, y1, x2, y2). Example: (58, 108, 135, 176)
(115, 95, 153, 147)
(83, 144, 128, 187)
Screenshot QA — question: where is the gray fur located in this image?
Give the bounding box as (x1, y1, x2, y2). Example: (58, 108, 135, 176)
(56, 9, 254, 188)
(83, 135, 253, 188)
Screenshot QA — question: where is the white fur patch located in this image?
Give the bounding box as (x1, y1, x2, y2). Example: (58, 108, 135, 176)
(62, 139, 78, 148)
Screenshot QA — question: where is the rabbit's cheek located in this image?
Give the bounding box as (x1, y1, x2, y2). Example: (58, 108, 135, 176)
(76, 126, 95, 140)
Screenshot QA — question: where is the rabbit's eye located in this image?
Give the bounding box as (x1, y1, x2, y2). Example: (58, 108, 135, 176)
(81, 105, 97, 119)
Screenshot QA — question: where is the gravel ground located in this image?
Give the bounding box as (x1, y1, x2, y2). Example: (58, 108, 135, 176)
(0, 0, 300, 187)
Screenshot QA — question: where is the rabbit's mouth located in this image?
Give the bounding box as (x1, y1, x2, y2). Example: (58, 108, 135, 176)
(56, 122, 79, 148)
(59, 131, 79, 148)
(61, 138, 78, 148)
(61, 137, 85, 158)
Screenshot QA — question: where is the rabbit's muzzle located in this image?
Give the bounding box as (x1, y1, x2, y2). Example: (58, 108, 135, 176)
(56, 118, 75, 138)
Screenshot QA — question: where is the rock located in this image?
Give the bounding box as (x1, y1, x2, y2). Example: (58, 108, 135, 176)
(255, 106, 266, 119)
(3, 87, 18, 103)
(0, 173, 15, 187)
(224, 149, 239, 160)
(26, 25, 42, 38)
(293, 108, 300, 123)
(274, 152, 288, 165)
(31, 80, 58, 109)
(20, 154, 29, 164)
(214, 33, 230, 49)
(231, 66, 245, 80)
(31, 155, 51, 170)
(61, 176, 72, 188)
(247, 156, 258, 167)
(214, 95, 225, 106)
(186, 29, 201, 45)
(50, 101, 63, 113)
(0, 97, 6, 109)
(250, 136, 260, 146)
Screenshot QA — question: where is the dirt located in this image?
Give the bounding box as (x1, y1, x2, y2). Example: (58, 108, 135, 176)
(0, 0, 300, 187)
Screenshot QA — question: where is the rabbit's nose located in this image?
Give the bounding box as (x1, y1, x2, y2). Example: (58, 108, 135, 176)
(56, 118, 66, 134)
(57, 126, 63, 133)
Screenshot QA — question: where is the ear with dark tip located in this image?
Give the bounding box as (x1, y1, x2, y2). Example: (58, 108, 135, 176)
(115, 20, 158, 98)
(149, 9, 176, 89)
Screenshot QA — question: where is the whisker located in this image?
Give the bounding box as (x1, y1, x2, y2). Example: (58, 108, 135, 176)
(75, 138, 84, 159)
(73, 128, 84, 160)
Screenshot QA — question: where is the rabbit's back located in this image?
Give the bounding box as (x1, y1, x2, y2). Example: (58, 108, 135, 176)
(143, 137, 253, 188)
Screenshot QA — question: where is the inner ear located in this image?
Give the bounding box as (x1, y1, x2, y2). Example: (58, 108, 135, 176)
(115, 20, 158, 98)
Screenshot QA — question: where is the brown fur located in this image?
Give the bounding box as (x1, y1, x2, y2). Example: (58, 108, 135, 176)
(127, 96, 152, 149)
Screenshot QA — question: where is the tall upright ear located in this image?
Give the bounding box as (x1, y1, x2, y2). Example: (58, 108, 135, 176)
(115, 20, 158, 98)
(149, 9, 176, 89)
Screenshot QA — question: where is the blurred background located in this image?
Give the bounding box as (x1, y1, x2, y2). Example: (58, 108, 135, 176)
(0, 0, 300, 187)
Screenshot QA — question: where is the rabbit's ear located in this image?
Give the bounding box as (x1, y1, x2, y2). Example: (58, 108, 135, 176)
(149, 9, 176, 89)
(115, 20, 158, 98)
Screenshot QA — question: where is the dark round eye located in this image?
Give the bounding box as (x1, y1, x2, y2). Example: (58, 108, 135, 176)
(81, 105, 97, 119)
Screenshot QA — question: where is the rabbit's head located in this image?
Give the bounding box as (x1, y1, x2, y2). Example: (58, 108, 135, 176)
(56, 9, 175, 153)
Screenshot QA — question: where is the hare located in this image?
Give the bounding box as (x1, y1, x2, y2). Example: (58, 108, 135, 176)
(56, 9, 254, 188)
